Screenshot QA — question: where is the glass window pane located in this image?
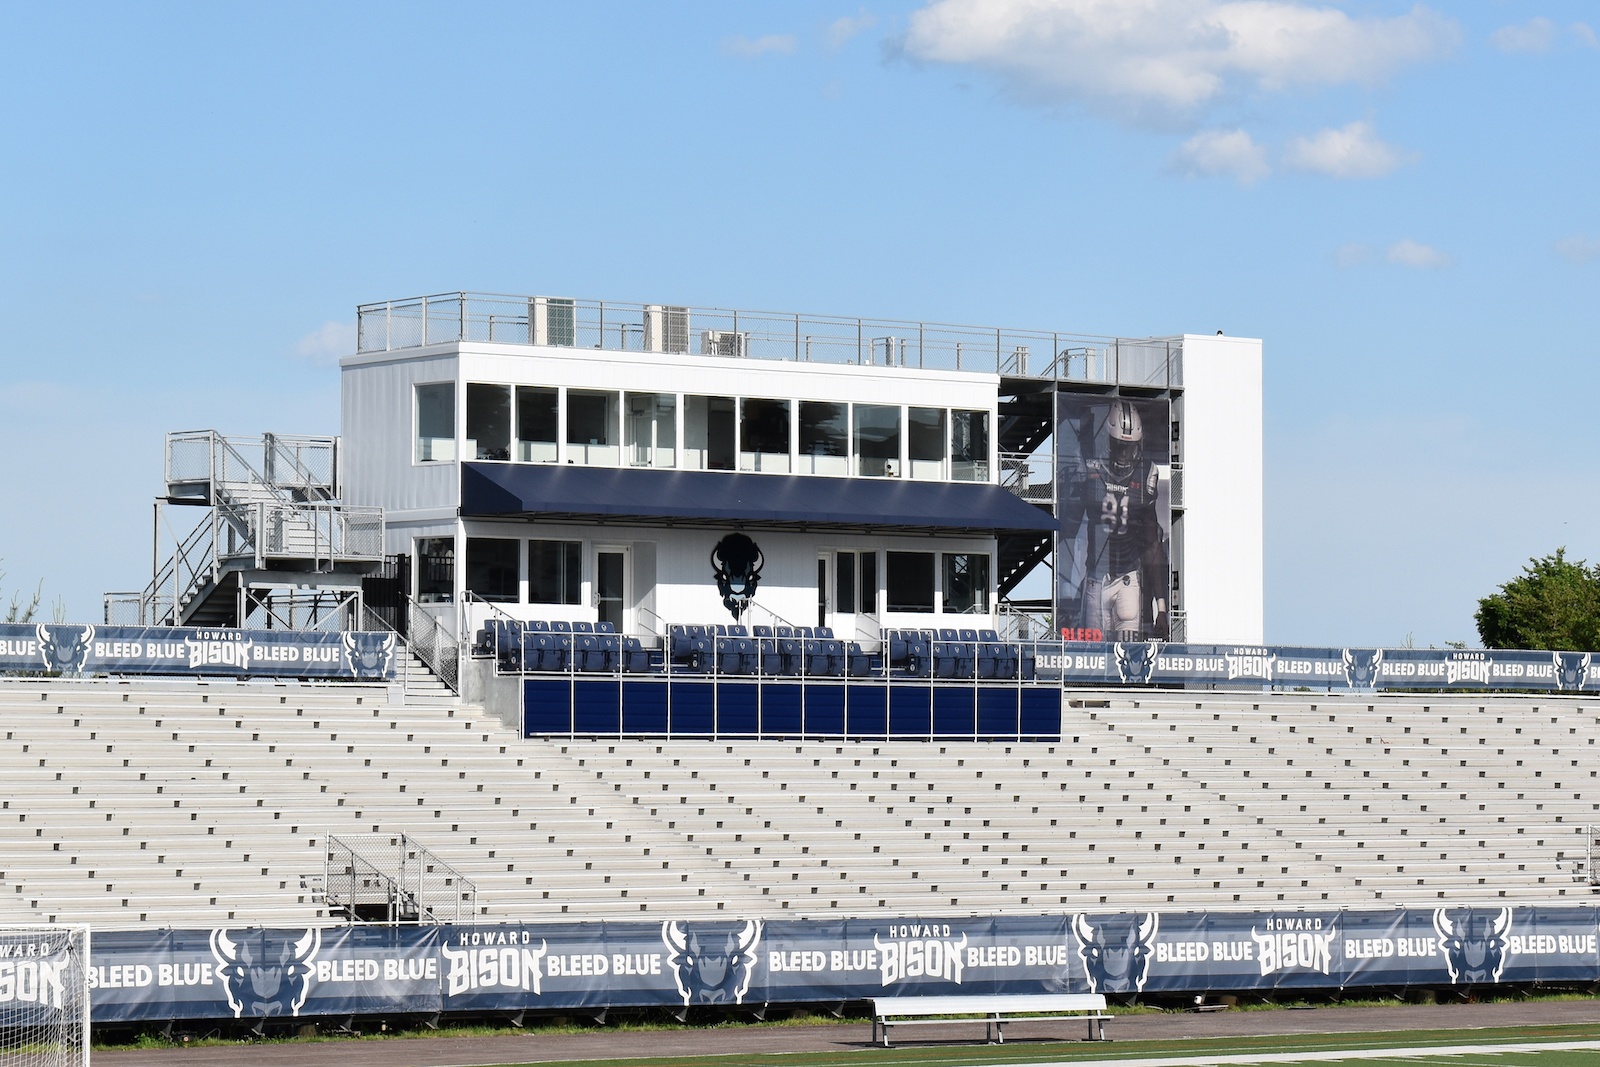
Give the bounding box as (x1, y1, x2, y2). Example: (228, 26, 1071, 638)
(625, 393, 677, 468)
(568, 390, 619, 465)
(529, 540, 582, 605)
(415, 537, 454, 603)
(860, 551, 877, 616)
(952, 410, 990, 482)
(516, 386, 558, 462)
(942, 553, 990, 614)
(835, 552, 855, 615)
(465, 537, 520, 603)
(908, 407, 946, 480)
(740, 398, 791, 473)
(886, 551, 935, 612)
(854, 404, 901, 478)
(466, 383, 511, 460)
(415, 383, 455, 462)
(798, 401, 849, 476)
(685, 395, 735, 471)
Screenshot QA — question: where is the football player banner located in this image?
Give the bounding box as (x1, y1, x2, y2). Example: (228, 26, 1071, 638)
(73, 906, 1600, 1022)
(0, 623, 396, 680)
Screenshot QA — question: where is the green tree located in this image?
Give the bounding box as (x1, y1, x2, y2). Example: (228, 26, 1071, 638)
(1475, 548, 1600, 651)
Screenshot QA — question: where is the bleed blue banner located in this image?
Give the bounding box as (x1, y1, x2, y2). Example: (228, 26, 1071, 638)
(76, 906, 1600, 1022)
(0, 623, 396, 680)
(1032, 642, 1600, 692)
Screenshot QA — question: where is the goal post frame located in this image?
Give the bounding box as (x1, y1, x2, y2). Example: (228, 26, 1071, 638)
(0, 922, 91, 1067)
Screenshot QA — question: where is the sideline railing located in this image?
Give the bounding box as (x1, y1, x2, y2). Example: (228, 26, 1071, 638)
(356, 292, 1183, 389)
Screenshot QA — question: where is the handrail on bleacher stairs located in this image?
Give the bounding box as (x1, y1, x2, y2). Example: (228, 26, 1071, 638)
(321, 832, 477, 924)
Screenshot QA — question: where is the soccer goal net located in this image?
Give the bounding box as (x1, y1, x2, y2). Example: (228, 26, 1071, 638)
(0, 925, 89, 1067)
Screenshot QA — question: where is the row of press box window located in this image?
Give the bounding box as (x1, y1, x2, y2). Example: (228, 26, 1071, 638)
(472, 620, 1040, 680)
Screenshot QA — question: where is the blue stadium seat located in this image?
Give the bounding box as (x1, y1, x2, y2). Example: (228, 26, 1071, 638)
(777, 637, 805, 675)
(572, 621, 594, 634)
(620, 636, 651, 673)
(846, 642, 872, 677)
(753, 624, 773, 639)
(595, 620, 617, 634)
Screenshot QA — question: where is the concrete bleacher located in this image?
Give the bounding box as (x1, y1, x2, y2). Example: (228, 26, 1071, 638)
(2, 679, 1597, 928)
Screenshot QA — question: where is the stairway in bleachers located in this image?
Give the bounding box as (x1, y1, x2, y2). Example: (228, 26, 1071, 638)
(2, 681, 1596, 929)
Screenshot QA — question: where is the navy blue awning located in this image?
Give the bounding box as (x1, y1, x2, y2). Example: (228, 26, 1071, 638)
(460, 462, 1056, 534)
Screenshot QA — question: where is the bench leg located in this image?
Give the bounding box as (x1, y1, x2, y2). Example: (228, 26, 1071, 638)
(993, 1018, 1004, 1044)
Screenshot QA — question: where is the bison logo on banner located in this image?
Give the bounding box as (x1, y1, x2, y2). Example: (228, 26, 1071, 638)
(710, 534, 764, 622)
(1341, 648, 1383, 688)
(37, 624, 93, 675)
(1553, 651, 1591, 691)
(210, 928, 321, 1018)
(1072, 912, 1158, 993)
(1113, 642, 1158, 684)
(662, 920, 761, 1005)
(342, 631, 396, 679)
(1433, 907, 1511, 984)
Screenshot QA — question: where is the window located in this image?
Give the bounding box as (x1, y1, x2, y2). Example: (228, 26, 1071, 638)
(854, 404, 901, 477)
(908, 407, 946, 481)
(465, 537, 519, 602)
(684, 395, 735, 470)
(860, 551, 877, 616)
(740, 398, 790, 473)
(798, 401, 848, 476)
(567, 390, 619, 465)
(835, 551, 855, 614)
(943, 553, 990, 614)
(516, 386, 558, 462)
(415, 383, 455, 462)
(625, 393, 676, 468)
(951, 410, 990, 482)
(466, 383, 511, 460)
(886, 551, 935, 612)
(415, 537, 454, 603)
(529, 540, 582, 605)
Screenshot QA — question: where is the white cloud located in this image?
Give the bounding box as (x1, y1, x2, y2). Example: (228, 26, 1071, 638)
(723, 34, 798, 58)
(1334, 242, 1373, 268)
(901, 0, 1459, 123)
(1556, 235, 1600, 264)
(1283, 121, 1415, 179)
(294, 321, 356, 365)
(1574, 22, 1598, 49)
(1386, 239, 1451, 269)
(828, 10, 877, 49)
(1169, 128, 1269, 184)
(1491, 17, 1556, 54)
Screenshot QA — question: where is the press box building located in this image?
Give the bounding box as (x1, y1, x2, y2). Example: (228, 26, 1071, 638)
(339, 292, 1262, 649)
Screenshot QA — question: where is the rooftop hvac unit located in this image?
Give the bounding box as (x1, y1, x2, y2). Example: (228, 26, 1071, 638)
(644, 305, 690, 353)
(701, 329, 749, 358)
(530, 296, 576, 347)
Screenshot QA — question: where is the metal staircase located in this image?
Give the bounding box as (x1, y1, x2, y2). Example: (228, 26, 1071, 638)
(995, 379, 1058, 600)
(104, 432, 385, 628)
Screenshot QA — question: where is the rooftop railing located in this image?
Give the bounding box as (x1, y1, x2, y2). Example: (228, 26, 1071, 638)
(356, 292, 1183, 390)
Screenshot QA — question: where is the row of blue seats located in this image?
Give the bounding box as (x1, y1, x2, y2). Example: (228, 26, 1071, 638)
(474, 620, 651, 673)
(667, 624, 870, 678)
(884, 628, 1038, 680)
(474, 620, 1039, 680)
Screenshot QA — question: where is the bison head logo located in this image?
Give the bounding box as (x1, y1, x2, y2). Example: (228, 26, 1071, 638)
(1433, 907, 1511, 985)
(662, 920, 761, 1005)
(342, 631, 396, 678)
(710, 534, 764, 622)
(1342, 648, 1383, 688)
(1072, 912, 1158, 993)
(37, 624, 93, 675)
(1553, 651, 1590, 691)
(1114, 642, 1158, 684)
(209, 927, 320, 1018)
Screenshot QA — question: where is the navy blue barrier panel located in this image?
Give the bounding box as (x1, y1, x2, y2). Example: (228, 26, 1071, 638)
(1038, 641, 1600, 692)
(75, 907, 1600, 1022)
(0, 623, 396, 680)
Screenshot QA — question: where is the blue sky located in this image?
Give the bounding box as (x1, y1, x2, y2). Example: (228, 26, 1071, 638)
(1, 1, 1595, 647)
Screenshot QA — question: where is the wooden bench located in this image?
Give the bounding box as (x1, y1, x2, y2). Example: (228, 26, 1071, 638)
(870, 993, 1110, 1046)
